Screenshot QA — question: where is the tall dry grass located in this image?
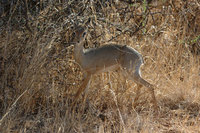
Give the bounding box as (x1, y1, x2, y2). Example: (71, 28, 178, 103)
(0, 0, 200, 132)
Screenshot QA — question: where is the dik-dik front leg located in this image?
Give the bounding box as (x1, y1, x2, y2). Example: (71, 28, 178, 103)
(72, 72, 91, 107)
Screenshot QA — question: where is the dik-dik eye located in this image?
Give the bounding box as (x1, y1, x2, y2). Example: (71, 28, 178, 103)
(72, 32, 76, 37)
(82, 32, 86, 37)
(71, 32, 75, 41)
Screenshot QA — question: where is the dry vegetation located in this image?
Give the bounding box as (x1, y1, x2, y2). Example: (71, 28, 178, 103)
(0, 0, 200, 132)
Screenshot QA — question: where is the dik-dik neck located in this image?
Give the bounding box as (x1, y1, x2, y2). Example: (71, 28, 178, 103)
(74, 42, 85, 65)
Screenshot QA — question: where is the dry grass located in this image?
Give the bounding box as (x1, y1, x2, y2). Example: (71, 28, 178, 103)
(0, 0, 200, 132)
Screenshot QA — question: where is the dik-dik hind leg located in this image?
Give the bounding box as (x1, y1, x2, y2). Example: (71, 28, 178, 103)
(72, 73, 91, 107)
(132, 84, 142, 109)
(131, 72, 158, 112)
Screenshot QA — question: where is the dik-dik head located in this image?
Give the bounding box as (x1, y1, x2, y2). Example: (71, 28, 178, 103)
(71, 26, 88, 45)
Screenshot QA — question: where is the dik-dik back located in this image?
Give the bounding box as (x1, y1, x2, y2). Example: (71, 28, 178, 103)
(81, 44, 143, 74)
